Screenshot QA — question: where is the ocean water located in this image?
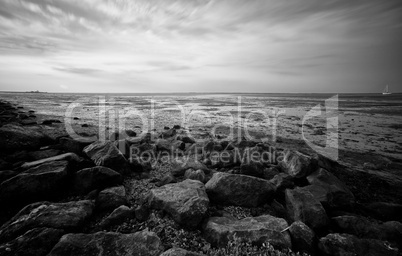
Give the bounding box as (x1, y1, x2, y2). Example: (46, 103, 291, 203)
(1, 92, 401, 160)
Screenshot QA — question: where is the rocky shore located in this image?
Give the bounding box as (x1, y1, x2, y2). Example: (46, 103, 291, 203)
(0, 99, 401, 256)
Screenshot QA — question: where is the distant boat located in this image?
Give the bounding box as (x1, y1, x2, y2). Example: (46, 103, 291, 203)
(382, 85, 391, 95)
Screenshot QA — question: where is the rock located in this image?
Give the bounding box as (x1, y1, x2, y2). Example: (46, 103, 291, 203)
(42, 119, 61, 125)
(0, 200, 94, 243)
(155, 174, 176, 187)
(129, 157, 152, 173)
(203, 215, 291, 249)
(0, 124, 52, 152)
(135, 204, 151, 222)
(262, 166, 280, 180)
(0, 160, 70, 205)
(96, 186, 127, 211)
(288, 221, 316, 255)
(160, 248, 205, 256)
(27, 149, 62, 161)
(184, 169, 206, 183)
(20, 153, 81, 170)
(0, 170, 17, 184)
(332, 215, 402, 247)
(148, 179, 209, 229)
(173, 125, 181, 129)
(366, 202, 402, 221)
(83, 141, 130, 175)
(160, 128, 176, 139)
(0, 227, 64, 256)
(81, 124, 88, 127)
(171, 158, 210, 177)
(270, 173, 295, 191)
(48, 230, 164, 256)
(239, 162, 265, 178)
(280, 149, 318, 178)
(59, 137, 96, 156)
(70, 166, 122, 195)
(306, 168, 355, 210)
(180, 136, 195, 144)
(156, 139, 173, 151)
(318, 233, 399, 256)
(98, 205, 134, 229)
(285, 187, 329, 232)
(109, 130, 136, 141)
(205, 172, 275, 207)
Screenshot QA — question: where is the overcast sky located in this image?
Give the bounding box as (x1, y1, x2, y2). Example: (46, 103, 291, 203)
(0, 0, 401, 93)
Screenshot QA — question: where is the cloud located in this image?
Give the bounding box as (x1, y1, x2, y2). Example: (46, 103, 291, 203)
(59, 84, 68, 90)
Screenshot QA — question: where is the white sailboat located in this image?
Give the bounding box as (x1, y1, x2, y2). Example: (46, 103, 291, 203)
(382, 85, 391, 95)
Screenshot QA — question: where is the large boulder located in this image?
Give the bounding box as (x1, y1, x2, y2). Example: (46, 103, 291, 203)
(48, 230, 163, 256)
(0, 227, 64, 256)
(332, 215, 402, 248)
(98, 205, 134, 229)
(59, 137, 96, 156)
(306, 168, 355, 210)
(184, 169, 206, 183)
(239, 162, 265, 178)
(20, 153, 81, 170)
(205, 172, 275, 207)
(366, 202, 402, 221)
(70, 166, 122, 195)
(318, 233, 399, 256)
(203, 215, 291, 249)
(0, 200, 94, 243)
(0, 124, 52, 152)
(83, 141, 130, 174)
(28, 149, 62, 161)
(0, 160, 70, 204)
(148, 179, 209, 229)
(285, 187, 329, 232)
(96, 186, 127, 211)
(288, 221, 316, 255)
(280, 149, 317, 178)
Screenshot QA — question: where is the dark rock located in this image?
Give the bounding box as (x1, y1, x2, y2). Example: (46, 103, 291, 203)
(73, 117, 79, 120)
(181, 136, 195, 144)
(285, 187, 329, 232)
(239, 161, 265, 178)
(70, 166, 122, 195)
(81, 124, 88, 127)
(288, 221, 316, 255)
(205, 172, 275, 207)
(164, 126, 170, 130)
(98, 205, 134, 229)
(332, 215, 402, 247)
(0, 200, 94, 243)
(0, 170, 17, 183)
(160, 128, 176, 139)
(184, 169, 206, 183)
(0, 160, 70, 205)
(0, 227, 64, 256)
(20, 152, 81, 170)
(42, 119, 61, 125)
(173, 125, 181, 129)
(0, 159, 12, 170)
(83, 141, 130, 175)
(59, 137, 96, 156)
(128, 157, 152, 173)
(96, 186, 127, 211)
(27, 149, 61, 161)
(203, 215, 291, 249)
(48, 230, 164, 256)
(318, 233, 399, 256)
(366, 202, 402, 221)
(155, 174, 176, 187)
(262, 166, 280, 180)
(0, 124, 52, 152)
(125, 129, 136, 137)
(135, 204, 151, 222)
(280, 149, 318, 178)
(148, 179, 209, 229)
(270, 173, 295, 191)
(171, 158, 209, 177)
(160, 248, 206, 256)
(306, 168, 355, 210)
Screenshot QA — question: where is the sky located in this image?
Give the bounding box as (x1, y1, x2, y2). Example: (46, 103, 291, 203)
(0, 0, 401, 93)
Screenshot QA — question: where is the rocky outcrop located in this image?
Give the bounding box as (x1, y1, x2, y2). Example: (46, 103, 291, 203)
(306, 168, 355, 210)
(280, 149, 318, 178)
(148, 179, 209, 229)
(83, 141, 130, 175)
(0, 200, 94, 243)
(318, 233, 399, 256)
(0, 227, 64, 256)
(203, 215, 291, 249)
(205, 172, 275, 207)
(285, 187, 329, 232)
(0, 124, 52, 152)
(48, 230, 164, 256)
(0, 160, 70, 204)
(70, 166, 122, 195)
